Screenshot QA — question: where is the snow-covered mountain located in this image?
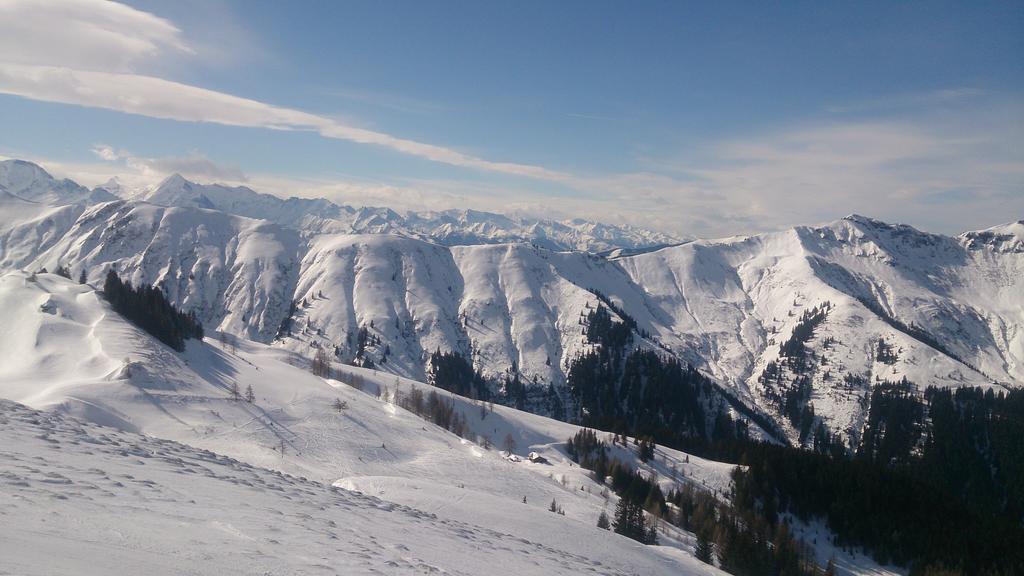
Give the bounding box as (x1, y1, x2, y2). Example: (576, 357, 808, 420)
(618, 215, 1022, 444)
(138, 171, 684, 252)
(0, 159, 1020, 448)
(0, 159, 117, 205)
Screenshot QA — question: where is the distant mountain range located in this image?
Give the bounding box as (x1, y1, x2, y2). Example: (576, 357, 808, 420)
(93, 168, 684, 253)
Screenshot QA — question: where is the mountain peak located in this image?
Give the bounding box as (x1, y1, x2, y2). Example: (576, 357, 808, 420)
(841, 213, 888, 227)
(159, 173, 191, 189)
(835, 214, 931, 237)
(146, 174, 214, 209)
(0, 159, 98, 205)
(961, 219, 1024, 253)
(0, 159, 55, 189)
(1, 158, 49, 172)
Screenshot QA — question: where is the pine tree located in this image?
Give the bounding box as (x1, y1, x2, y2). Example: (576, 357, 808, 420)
(229, 381, 241, 401)
(613, 498, 648, 543)
(695, 530, 713, 564)
(645, 521, 658, 545)
(549, 499, 558, 513)
(333, 398, 347, 412)
(639, 437, 655, 462)
(597, 510, 611, 530)
(245, 384, 255, 403)
(78, 268, 87, 284)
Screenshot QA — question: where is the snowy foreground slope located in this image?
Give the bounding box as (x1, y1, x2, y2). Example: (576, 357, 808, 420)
(0, 399, 730, 576)
(0, 270, 739, 575)
(1, 159, 1021, 446)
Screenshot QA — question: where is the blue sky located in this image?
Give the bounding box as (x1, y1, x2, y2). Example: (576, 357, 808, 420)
(0, 0, 1021, 236)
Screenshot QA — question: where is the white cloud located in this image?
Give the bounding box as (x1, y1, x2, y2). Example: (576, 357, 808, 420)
(650, 103, 1024, 235)
(91, 143, 122, 162)
(1, 145, 248, 191)
(140, 152, 247, 182)
(0, 62, 576, 182)
(88, 145, 248, 183)
(17, 150, 572, 218)
(0, 0, 191, 72)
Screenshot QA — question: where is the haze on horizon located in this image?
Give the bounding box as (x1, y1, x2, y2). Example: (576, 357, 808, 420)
(0, 0, 1020, 237)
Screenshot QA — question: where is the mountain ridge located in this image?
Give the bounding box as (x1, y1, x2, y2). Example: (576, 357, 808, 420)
(137, 169, 686, 252)
(0, 158, 1019, 449)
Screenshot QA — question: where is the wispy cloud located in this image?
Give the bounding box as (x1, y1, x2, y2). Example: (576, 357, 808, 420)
(21, 149, 589, 220)
(0, 0, 577, 184)
(649, 100, 1024, 235)
(16, 98, 1024, 239)
(0, 62, 582, 182)
(91, 144, 248, 182)
(0, 145, 248, 193)
(0, 0, 192, 72)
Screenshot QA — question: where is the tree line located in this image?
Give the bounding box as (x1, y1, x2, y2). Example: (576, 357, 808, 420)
(103, 270, 203, 352)
(727, 383, 1024, 575)
(568, 304, 748, 453)
(568, 428, 817, 574)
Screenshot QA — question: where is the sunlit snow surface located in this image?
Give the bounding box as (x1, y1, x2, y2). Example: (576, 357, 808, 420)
(0, 271, 898, 574)
(0, 272, 727, 575)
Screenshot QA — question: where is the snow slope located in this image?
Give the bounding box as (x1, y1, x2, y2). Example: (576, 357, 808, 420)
(617, 216, 1019, 443)
(0, 270, 737, 575)
(257, 217, 1024, 444)
(0, 399, 729, 576)
(0, 159, 115, 205)
(288, 236, 655, 387)
(1, 197, 302, 342)
(0, 270, 903, 575)
(0, 192, 87, 270)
